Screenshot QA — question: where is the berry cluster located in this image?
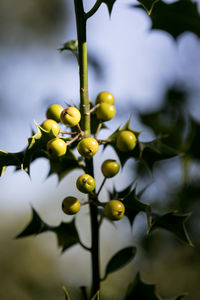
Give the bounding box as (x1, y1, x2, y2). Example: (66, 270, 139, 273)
(41, 91, 137, 221)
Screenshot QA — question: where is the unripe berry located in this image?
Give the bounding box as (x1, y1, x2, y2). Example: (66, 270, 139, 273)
(104, 200, 125, 221)
(96, 103, 116, 122)
(116, 131, 137, 152)
(41, 119, 60, 136)
(101, 159, 120, 178)
(76, 174, 95, 193)
(46, 104, 64, 122)
(62, 196, 81, 215)
(96, 91, 114, 105)
(60, 106, 81, 127)
(77, 138, 99, 158)
(47, 138, 67, 157)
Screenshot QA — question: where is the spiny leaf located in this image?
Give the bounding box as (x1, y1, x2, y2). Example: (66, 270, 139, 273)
(136, 0, 159, 15)
(62, 285, 71, 300)
(0, 150, 24, 176)
(16, 207, 49, 238)
(148, 211, 193, 246)
(102, 0, 117, 15)
(16, 208, 80, 252)
(102, 247, 136, 280)
(125, 272, 162, 300)
(108, 181, 136, 200)
(134, 0, 200, 39)
(48, 149, 83, 181)
(23, 122, 58, 174)
(123, 186, 151, 229)
(140, 138, 179, 171)
(51, 219, 80, 252)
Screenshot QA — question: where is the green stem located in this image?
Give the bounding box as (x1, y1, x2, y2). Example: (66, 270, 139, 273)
(74, 0, 100, 297)
(85, 0, 102, 19)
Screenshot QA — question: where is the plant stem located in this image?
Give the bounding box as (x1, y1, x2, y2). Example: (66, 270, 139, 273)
(74, 0, 100, 296)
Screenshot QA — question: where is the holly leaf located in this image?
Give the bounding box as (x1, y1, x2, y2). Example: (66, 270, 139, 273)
(108, 181, 136, 200)
(125, 272, 162, 300)
(16, 207, 49, 238)
(48, 149, 83, 181)
(51, 219, 80, 252)
(134, 0, 200, 39)
(184, 117, 200, 160)
(0, 150, 24, 176)
(140, 138, 179, 171)
(23, 122, 58, 174)
(101, 0, 117, 15)
(16, 208, 80, 252)
(136, 0, 159, 15)
(148, 211, 193, 246)
(102, 247, 137, 280)
(123, 186, 151, 230)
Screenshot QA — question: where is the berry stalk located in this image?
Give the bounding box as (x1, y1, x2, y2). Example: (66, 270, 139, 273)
(74, 0, 100, 297)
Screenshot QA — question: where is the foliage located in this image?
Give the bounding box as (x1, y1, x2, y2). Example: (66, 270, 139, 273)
(1, 0, 199, 299)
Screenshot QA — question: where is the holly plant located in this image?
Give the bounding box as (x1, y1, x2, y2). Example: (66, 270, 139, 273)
(1, 0, 199, 299)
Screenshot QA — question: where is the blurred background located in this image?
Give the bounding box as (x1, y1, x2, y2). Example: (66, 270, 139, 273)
(0, 0, 200, 299)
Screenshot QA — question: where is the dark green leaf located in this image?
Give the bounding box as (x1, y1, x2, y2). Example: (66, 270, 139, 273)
(184, 117, 200, 159)
(125, 272, 162, 300)
(134, 0, 200, 39)
(16, 207, 49, 238)
(0, 150, 24, 176)
(48, 149, 83, 181)
(108, 181, 136, 200)
(136, 0, 159, 15)
(102, 0, 117, 15)
(103, 247, 136, 280)
(140, 138, 179, 171)
(123, 187, 151, 229)
(62, 286, 71, 300)
(173, 294, 187, 300)
(16, 208, 80, 252)
(51, 219, 80, 252)
(149, 211, 193, 246)
(23, 122, 57, 174)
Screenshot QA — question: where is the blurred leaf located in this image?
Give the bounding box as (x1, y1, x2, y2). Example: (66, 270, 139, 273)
(62, 285, 71, 300)
(48, 149, 83, 181)
(173, 294, 187, 300)
(51, 219, 80, 252)
(102, 247, 136, 280)
(125, 272, 162, 300)
(134, 0, 200, 39)
(136, 0, 159, 14)
(149, 211, 193, 246)
(0, 150, 24, 176)
(184, 117, 200, 159)
(140, 138, 179, 171)
(123, 187, 151, 229)
(16, 207, 49, 238)
(16, 208, 80, 252)
(102, 0, 117, 15)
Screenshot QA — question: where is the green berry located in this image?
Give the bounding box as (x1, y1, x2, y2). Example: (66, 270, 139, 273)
(46, 104, 64, 122)
(116, 131, 137, 152)
(41, 119, 60, 136)
(101, 159, 120, 178)
(60, 106, 81, 127)
(47, 138, 67, 157)
(96, 91, 114, 105)
(77, 138, 99, 158)
(96, 103, 116, 122)
(62, 196, 81, 215)
(104, 200, 125, 221)
(76, 174, 95, 193)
